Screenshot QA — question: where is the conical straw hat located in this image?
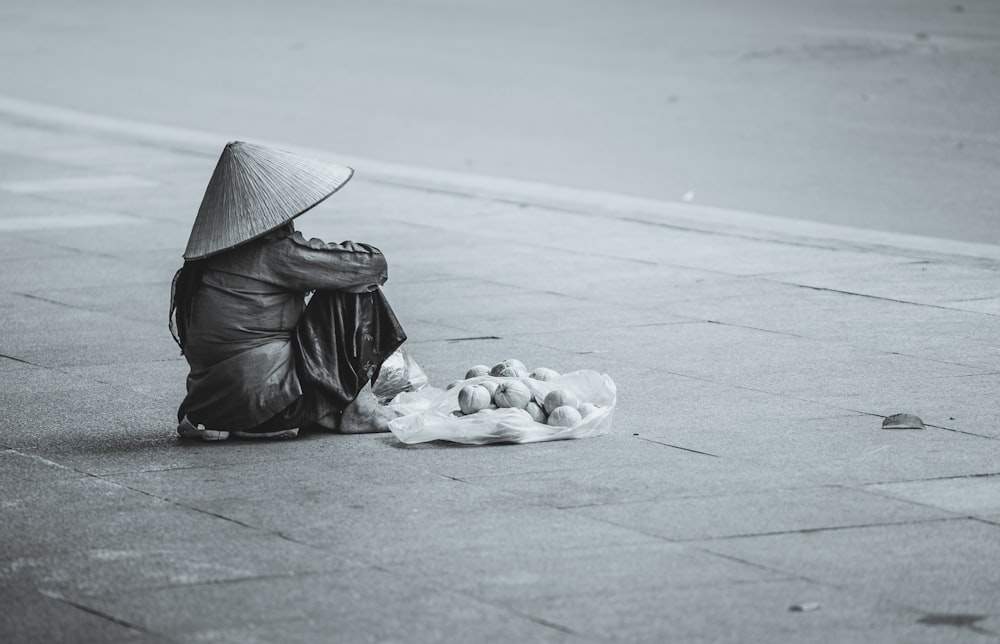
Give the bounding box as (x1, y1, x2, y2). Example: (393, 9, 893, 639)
(183, 141, 354, 260)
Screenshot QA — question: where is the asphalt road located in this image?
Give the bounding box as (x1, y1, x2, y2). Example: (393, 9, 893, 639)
(1, 0, 998, 242)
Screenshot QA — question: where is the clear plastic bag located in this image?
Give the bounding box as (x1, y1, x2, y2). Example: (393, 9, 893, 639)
(373, 349, 430, 404)
(387, 370, 617, 445)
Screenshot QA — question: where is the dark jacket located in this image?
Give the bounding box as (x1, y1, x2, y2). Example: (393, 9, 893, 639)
(176, 229, 388, 430)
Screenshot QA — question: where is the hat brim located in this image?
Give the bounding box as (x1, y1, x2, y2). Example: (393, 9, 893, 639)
(183, 142, 355, 260)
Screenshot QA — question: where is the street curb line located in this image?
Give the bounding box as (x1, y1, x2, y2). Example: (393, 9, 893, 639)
(2, 95, 998, 262)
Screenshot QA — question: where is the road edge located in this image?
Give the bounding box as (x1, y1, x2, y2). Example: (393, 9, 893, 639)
(2, 94, 998, 262)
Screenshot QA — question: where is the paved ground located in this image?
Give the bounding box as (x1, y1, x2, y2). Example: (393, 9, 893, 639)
(2, 105, 1000, 643)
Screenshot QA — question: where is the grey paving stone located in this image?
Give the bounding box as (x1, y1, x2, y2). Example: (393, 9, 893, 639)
(385, 276, 526, 311)
(0, 357, 71, 390)
(281, 488, 659, 565)
(102, 448, 445, 509)
(379, 317, 481, 346)
(0, 296, 174, 367)
(116, 247, 193, 276)
(808, 372, 1000, 439)
(569, 485, 954, 542)
(108, 462, 657, 564)
(1, 447, 93, 494)
(387, 267, 672, 323)
(614, 366, 854, 424)
(648, 272, 807, 307)
(866, 475, 1000, 518)
(502, 579, 966, 644)
(2, 472, 279, 561)
(0, 588, 152, 644)
(1, 530, 360, 599)
(630, 231, 910, 277)
(58, 359, 187, 403)
(378, 260, 455, 285)
(946, 296, 1000, 316)
(517, 320, 977, 403)
(640, 413, 1000, 486)
(0, 456, 360, 594)
(400, 289, 685, 339)
(392, 236, 683, 311)
(0, 252, 164, 292)
(71, 565, 580, 642)
(1, 377, 177, 452)
(459, 447, 813, 508)
(381, 428, 682, 480)
(506, 262, 726, 309)
(1, 368, 175, 454)
(676, 283, 1000, 372)
(424, 200, 913, 277)
(34, 432, 349, 478)
(17, 281, 173, 326)
(381, 540, 787, 605)
(773, 261, 1000, 306)
(700, 519, 1000, 614)
(13, 220, 188, 256)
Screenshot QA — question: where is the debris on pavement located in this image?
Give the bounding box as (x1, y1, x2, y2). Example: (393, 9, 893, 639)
(789, 602, 822, 613)
(882, 413, 926, 430)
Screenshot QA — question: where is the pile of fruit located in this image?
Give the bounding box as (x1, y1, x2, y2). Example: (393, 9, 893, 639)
(447, 358, 604, 427)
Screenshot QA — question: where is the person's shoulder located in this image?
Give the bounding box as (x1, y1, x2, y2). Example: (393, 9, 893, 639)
(284, 230, 331, 250)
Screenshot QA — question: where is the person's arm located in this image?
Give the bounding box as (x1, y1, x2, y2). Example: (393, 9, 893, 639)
(269, 231, 389, 293)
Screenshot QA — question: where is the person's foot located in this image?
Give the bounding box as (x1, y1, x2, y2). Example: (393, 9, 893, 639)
(340, 383, 396, 434)
(177, 416, 229, 442)
(177, 416, 298, 441)
(231, 428, 299, 440)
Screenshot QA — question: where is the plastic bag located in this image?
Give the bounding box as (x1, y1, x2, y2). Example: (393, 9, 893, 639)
(387, 370, 616, 445)
(373, 349, 430, 404)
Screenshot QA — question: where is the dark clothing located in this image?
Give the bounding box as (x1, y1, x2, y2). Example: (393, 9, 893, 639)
(171, 229, 406, 431)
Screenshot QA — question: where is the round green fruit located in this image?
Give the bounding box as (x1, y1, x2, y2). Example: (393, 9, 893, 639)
(525, 401, 547, 423)
(543, 388, 580, 415)
(458, 384, 492, 415)
(493, 380, 532, 409)
(547, 405, 583, 427)
(528, 367, 560, 381)
(465, 364, 490, 379)
(490, 359, 527, 377)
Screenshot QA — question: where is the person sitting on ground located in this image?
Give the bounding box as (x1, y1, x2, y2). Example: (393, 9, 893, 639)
(169, 141, 406, 441)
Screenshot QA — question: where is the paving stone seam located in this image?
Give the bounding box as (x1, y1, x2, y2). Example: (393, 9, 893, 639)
(36, 589, 159, 641)
(761, 280, 1000, 317)
(0, 353, 44, 367)
(859, 489, 1000, 523)
(865, 471, 1000, 485)
(680, 516, 970, 544)
(555, 483, 862, 509)
(77, 470, 330, 552)
(669, 316, 1000, 374)
(10, 290, 173, 328)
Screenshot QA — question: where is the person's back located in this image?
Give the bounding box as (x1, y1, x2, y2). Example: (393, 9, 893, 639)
(170, 142, 406, 441)
(180, 234, 304, 431)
